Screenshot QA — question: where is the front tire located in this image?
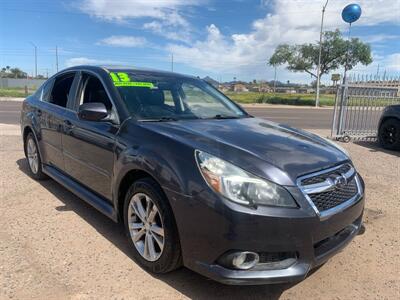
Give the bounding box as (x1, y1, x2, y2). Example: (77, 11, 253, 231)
(123, 178, 182, 273)
(24, 132, 48, 180)
(378, 119, 400, 150)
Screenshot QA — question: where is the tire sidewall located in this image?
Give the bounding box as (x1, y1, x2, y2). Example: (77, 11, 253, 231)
(123, 178, 181, 273)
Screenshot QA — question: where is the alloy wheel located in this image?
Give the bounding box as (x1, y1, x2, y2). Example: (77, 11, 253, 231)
(27, 137, 39, 174)
(127, 193, 165, 262)
(382, 124, 397, 145)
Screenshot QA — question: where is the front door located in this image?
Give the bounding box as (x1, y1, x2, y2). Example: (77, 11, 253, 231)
(62, 72, 118, 200)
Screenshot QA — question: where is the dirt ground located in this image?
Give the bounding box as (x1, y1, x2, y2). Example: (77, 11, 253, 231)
(0, 124, 399, 300)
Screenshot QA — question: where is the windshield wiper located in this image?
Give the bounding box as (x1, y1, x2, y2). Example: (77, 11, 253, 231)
(207, 114, 241, 120)
(139, 116, 179, 122)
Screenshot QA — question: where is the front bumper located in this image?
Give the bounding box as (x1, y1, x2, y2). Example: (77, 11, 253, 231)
(194, 215, 363, 285)
(165, 180, 365, 285)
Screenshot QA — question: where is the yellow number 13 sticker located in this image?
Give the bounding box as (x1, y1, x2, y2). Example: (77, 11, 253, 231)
(110, 72, 130, 82)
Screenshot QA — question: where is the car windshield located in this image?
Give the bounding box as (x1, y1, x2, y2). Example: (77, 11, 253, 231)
(111, 71, 247, 121)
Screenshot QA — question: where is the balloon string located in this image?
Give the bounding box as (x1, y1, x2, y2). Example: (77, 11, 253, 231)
(344, 23, 352, 82)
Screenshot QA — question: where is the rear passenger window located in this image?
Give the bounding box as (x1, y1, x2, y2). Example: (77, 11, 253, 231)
(49, 73, 75, 107)
(40, 79, 54, 102)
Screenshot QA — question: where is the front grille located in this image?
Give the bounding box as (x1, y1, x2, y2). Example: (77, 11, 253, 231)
(298, 163, 360, 214)
(309, 176, 358, 211)
(300, 164, 352, 186)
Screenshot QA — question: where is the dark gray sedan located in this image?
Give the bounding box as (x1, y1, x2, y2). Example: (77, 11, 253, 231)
(20, 65, 365, 285)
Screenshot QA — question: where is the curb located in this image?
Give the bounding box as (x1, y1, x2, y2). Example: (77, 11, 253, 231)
(0, 97, 25, 102)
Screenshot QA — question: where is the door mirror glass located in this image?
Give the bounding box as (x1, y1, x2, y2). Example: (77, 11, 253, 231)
(78, 102, 108, 121)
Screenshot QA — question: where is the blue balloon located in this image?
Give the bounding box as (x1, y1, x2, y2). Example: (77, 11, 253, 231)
(342, 4, 362, 23)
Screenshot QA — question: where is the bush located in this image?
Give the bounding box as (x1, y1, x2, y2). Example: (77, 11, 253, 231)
(225, 92, 335, 106)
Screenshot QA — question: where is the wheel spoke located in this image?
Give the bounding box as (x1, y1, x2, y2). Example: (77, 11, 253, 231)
(150, 224, 164, 237)
(133, 227, 146, 242)
(147, 233, 157, 260)
(129, 222, 144, 230)
(32, 160, 37, 173)
(151, 232, 164, 250)
(143, 233, 149, 259)
(131, 200, 146, 223)
(147, 206, 158, 223)
(145, 197, 152, 219)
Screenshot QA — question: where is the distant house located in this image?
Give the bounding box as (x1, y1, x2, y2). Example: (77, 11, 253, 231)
(233, 83, 249, 92)
(297, 87, 315, 94)
(249, 83, 272, 93)
(276, 87, 297, 94)
(218, 84, 231, 92)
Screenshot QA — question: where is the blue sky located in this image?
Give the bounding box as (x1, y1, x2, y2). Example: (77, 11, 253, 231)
(1, 0, 399, 83)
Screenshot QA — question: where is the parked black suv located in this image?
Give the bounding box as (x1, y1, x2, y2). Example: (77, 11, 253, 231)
(21, 66, 365, 285)
(378, 104, 400, 150)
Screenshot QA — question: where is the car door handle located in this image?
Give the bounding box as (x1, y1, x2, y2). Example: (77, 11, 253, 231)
(63, 120, 74, 132)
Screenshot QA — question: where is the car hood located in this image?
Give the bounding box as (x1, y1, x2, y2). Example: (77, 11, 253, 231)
(138, 117, 349, 186)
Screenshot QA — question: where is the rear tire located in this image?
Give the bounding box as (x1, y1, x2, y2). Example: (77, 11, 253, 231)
(123, 178, 182, 273)
(378, 119, 400, 150)
(24, 132, 48, 180)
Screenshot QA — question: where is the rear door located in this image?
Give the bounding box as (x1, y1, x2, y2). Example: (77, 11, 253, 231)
(39, 72, 77, 171)
(62, 71, 118, 200)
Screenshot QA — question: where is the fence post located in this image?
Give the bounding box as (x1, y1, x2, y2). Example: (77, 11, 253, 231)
(331, 85, 340, 138)
(336, 76, 348, 136)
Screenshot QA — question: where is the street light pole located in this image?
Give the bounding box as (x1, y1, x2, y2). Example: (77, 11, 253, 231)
(29, 42, 38, 78)
(315, 0, 329, 107)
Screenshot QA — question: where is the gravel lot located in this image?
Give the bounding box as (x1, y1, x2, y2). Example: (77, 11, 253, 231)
(0, 124, 399, 300)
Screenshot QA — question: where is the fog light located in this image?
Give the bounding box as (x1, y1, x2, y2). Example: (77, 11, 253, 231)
(218, 251, 259, 270)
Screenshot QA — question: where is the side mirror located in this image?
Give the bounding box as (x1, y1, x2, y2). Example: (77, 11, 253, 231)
(78, 102, 108, 121)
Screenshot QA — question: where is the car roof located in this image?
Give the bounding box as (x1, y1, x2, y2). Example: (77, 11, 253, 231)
(62, 65, 198, 79)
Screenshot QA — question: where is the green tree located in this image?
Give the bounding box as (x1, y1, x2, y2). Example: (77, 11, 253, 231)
(269, 30, 372, 84)
(9, 68, 27, 79)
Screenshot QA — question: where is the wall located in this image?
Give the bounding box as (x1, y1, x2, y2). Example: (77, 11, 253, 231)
(0, 78, 45, 89)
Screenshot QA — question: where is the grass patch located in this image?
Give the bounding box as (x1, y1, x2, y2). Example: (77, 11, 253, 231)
(0, 87, 34, 98)
(225, 92, 335, 106)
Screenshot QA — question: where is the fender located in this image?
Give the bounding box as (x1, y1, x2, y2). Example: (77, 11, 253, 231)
(112, 142, 194, 216)
(22, 112, 43, 159)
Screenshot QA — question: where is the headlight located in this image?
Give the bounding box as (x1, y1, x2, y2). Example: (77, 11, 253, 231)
(195, 150, 297, 208)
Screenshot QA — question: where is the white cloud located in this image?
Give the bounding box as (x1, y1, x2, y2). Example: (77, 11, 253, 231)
(382, 53, 400, 72)
(79, 0, 202, 42)
(98, 35, 147, 47)
(79, 0, 200, 21)
(143, 21, 191, 42)
(65, 57, 124, 67)
(363, 34, 400, 43)
(168, 0, 400, 80)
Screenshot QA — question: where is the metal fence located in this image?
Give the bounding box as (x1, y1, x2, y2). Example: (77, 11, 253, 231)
(331, 74, 400, 142)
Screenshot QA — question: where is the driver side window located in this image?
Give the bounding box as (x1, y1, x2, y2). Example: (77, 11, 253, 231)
(79, 73, 113, 112)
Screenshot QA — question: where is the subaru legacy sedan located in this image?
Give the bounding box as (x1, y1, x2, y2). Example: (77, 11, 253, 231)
(21, 66, 365, 285)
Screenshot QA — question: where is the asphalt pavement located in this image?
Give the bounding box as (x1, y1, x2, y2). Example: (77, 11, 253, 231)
(0, 100, 333, 129)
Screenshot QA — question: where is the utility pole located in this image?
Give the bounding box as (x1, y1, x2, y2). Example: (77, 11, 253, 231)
(56, 46, 59, 72)
(273, 65, 277, 93)
(29, 42, 38, 78)
(171, 53, 174, 72)
(315, 0, 329, 107)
